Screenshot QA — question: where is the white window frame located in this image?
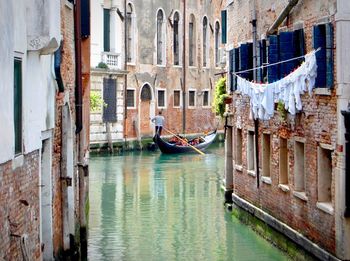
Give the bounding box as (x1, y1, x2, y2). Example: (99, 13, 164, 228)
(173, 10, 182, 67)
(157, 88, 167, 109)
(156, 8, 166, 66)
(127, 2, 136, 65)
(201, 89, 210, 108)
(126, 88, 136, 109)
(188, 89, 196, 108)
(173, 89, 182, 108)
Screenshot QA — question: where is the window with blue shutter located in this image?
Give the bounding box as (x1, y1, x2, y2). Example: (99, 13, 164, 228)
(103, 78, 117, 122)
(313, 23, 334, 88)
(294, 29, 305, 65)
(14, 59, 22, 155)
(279, 32, 295, 78)
(239, 43, 253, 81)
(267, 35, 279, 83)
(260, 39, 268, 83)
(103, 9, 110, 52)
(81, 0, 90, 38)
(221, 10, 227, 44)
(229, 49, 234, 91)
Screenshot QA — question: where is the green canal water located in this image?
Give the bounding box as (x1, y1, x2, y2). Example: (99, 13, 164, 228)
(88, 144, 290, 261)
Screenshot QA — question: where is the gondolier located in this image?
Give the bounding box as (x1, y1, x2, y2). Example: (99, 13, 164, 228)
(151, 111, 165, 136)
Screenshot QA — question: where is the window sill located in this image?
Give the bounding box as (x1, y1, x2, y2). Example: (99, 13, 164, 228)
(202, 106, 211, 109)
(12, 154, 24, 170)
(189, 66, 197, 69)
(316, 202, 334, 215)
(293, 191, 308, 201)
(314, 88, 331, 96)
(188, 106, 196, 109)
(278, 184, 290, 192)
(173, 65, 182, 68)
(235, 165, 243, 172)
(127, 62, 136, 66)
(247, 170, 256, 177)
(261, 176, 272, 185)
(156, 64, 166, 68)
(127, 107, 136, 110)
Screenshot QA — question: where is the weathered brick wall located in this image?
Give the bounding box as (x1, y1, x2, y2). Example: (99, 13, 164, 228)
(0, 151, 41, 260)
(124, 0, 225, 138)
(227, 0, 337, 254)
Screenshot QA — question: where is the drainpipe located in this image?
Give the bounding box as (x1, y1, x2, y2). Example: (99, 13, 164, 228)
(252, 3, 260, 188)
(182, 0, 186, 134)
(266, 0, 299, 36)
(342, 110, 350, 217)
(123, 0, 128, 141)
(74, 0, 83, 134)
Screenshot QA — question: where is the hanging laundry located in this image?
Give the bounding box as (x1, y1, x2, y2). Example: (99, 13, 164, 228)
(235, 49, 318, 120)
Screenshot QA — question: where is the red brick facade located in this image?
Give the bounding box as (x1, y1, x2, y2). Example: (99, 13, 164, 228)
(226, 0, 339, 257)
(0, 151, 41, 260)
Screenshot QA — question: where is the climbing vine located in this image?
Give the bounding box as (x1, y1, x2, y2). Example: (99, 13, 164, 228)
(212, 77, 228, 118)
(90, 91, 104, 112)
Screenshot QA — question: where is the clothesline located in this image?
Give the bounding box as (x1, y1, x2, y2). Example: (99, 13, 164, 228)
(231, 47, 321, 76)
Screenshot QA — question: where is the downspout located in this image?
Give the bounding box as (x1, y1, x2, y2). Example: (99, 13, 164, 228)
(74, 0, 83, 134)
(252, 3, 260, 188)
(123, 0, 128, 141)
(182, 0, 186, 134)
(266, 0, 299, 36)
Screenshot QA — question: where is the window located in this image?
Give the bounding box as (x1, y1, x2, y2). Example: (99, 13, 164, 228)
(215, 21, 220, 67)
(313, 23, 334, 88)
(103, 78, 117, 122)
(202, 90, 209, 107)
(279, 138, 288, 185)
(157, 89, 165, 108)
(262, 134, 271, 177)
(103, 8, 110, 52)
(14, 58, 22, 155)
(317, 146, 332, 204)
(221, 10, 227, 44)
(239, 43, 253, 80)
(174, 90, 181, 107)
(229, 48, 240, 91)
(126, 3, 135, 63)
(157, 9, 165, 65)
(258, 39, 267, 83)
(235, 129, 242, 166)
(126, 89, 135, 108)
(189, 14, 196, 66)
(189, 90, 196, 107)
(202, 16, 208, 67)
(294, 140, 305, 192)
(173, 12, 180, 65)
(247, 131, 255, 172)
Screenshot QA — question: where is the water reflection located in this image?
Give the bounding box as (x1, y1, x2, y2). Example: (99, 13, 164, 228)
(89, 144, 289, 261)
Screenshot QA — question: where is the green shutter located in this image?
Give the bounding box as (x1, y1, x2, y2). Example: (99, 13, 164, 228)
(14, 59, 22, 155)
(221, 10, 227, 44)
(103, 9, 110, 52)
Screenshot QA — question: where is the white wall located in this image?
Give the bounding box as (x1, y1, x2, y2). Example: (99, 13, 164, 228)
(0, 0, 60, 164)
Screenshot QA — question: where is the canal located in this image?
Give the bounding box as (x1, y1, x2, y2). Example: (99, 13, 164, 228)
(88, 144, 289, 261)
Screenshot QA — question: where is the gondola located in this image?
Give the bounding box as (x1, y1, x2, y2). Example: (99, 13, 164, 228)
(153, 130, 217, 154)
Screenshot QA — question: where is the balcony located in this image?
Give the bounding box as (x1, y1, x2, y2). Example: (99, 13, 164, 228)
(101, 52, 120, 69)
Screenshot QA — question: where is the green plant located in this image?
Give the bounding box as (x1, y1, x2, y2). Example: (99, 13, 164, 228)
(96, 62, 109, 69)
(212, 77, 228, 118)
(90, 91, 104, 112)
(277, 101, 287, 121)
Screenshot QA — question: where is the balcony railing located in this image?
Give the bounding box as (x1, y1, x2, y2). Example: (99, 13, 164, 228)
(101, 52, 120, 69)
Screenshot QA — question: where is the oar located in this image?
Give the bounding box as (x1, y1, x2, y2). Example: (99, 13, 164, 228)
(162, 127, 205, 155)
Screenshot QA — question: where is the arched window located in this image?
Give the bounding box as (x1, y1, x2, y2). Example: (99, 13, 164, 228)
(215, 21, 220, 66)
(189, 14, 196, 66)
(157, 9, 165, 65)
(203, 16, 208, 67)
(127, 3, 135, 63)
(173, 12, 180, 65)
(141, 84, 152, 101)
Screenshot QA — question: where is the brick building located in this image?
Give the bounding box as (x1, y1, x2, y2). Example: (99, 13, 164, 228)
(90, 0, 226, 147)
(222, 0, 350, 259)
(0, 0, 90, 260)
